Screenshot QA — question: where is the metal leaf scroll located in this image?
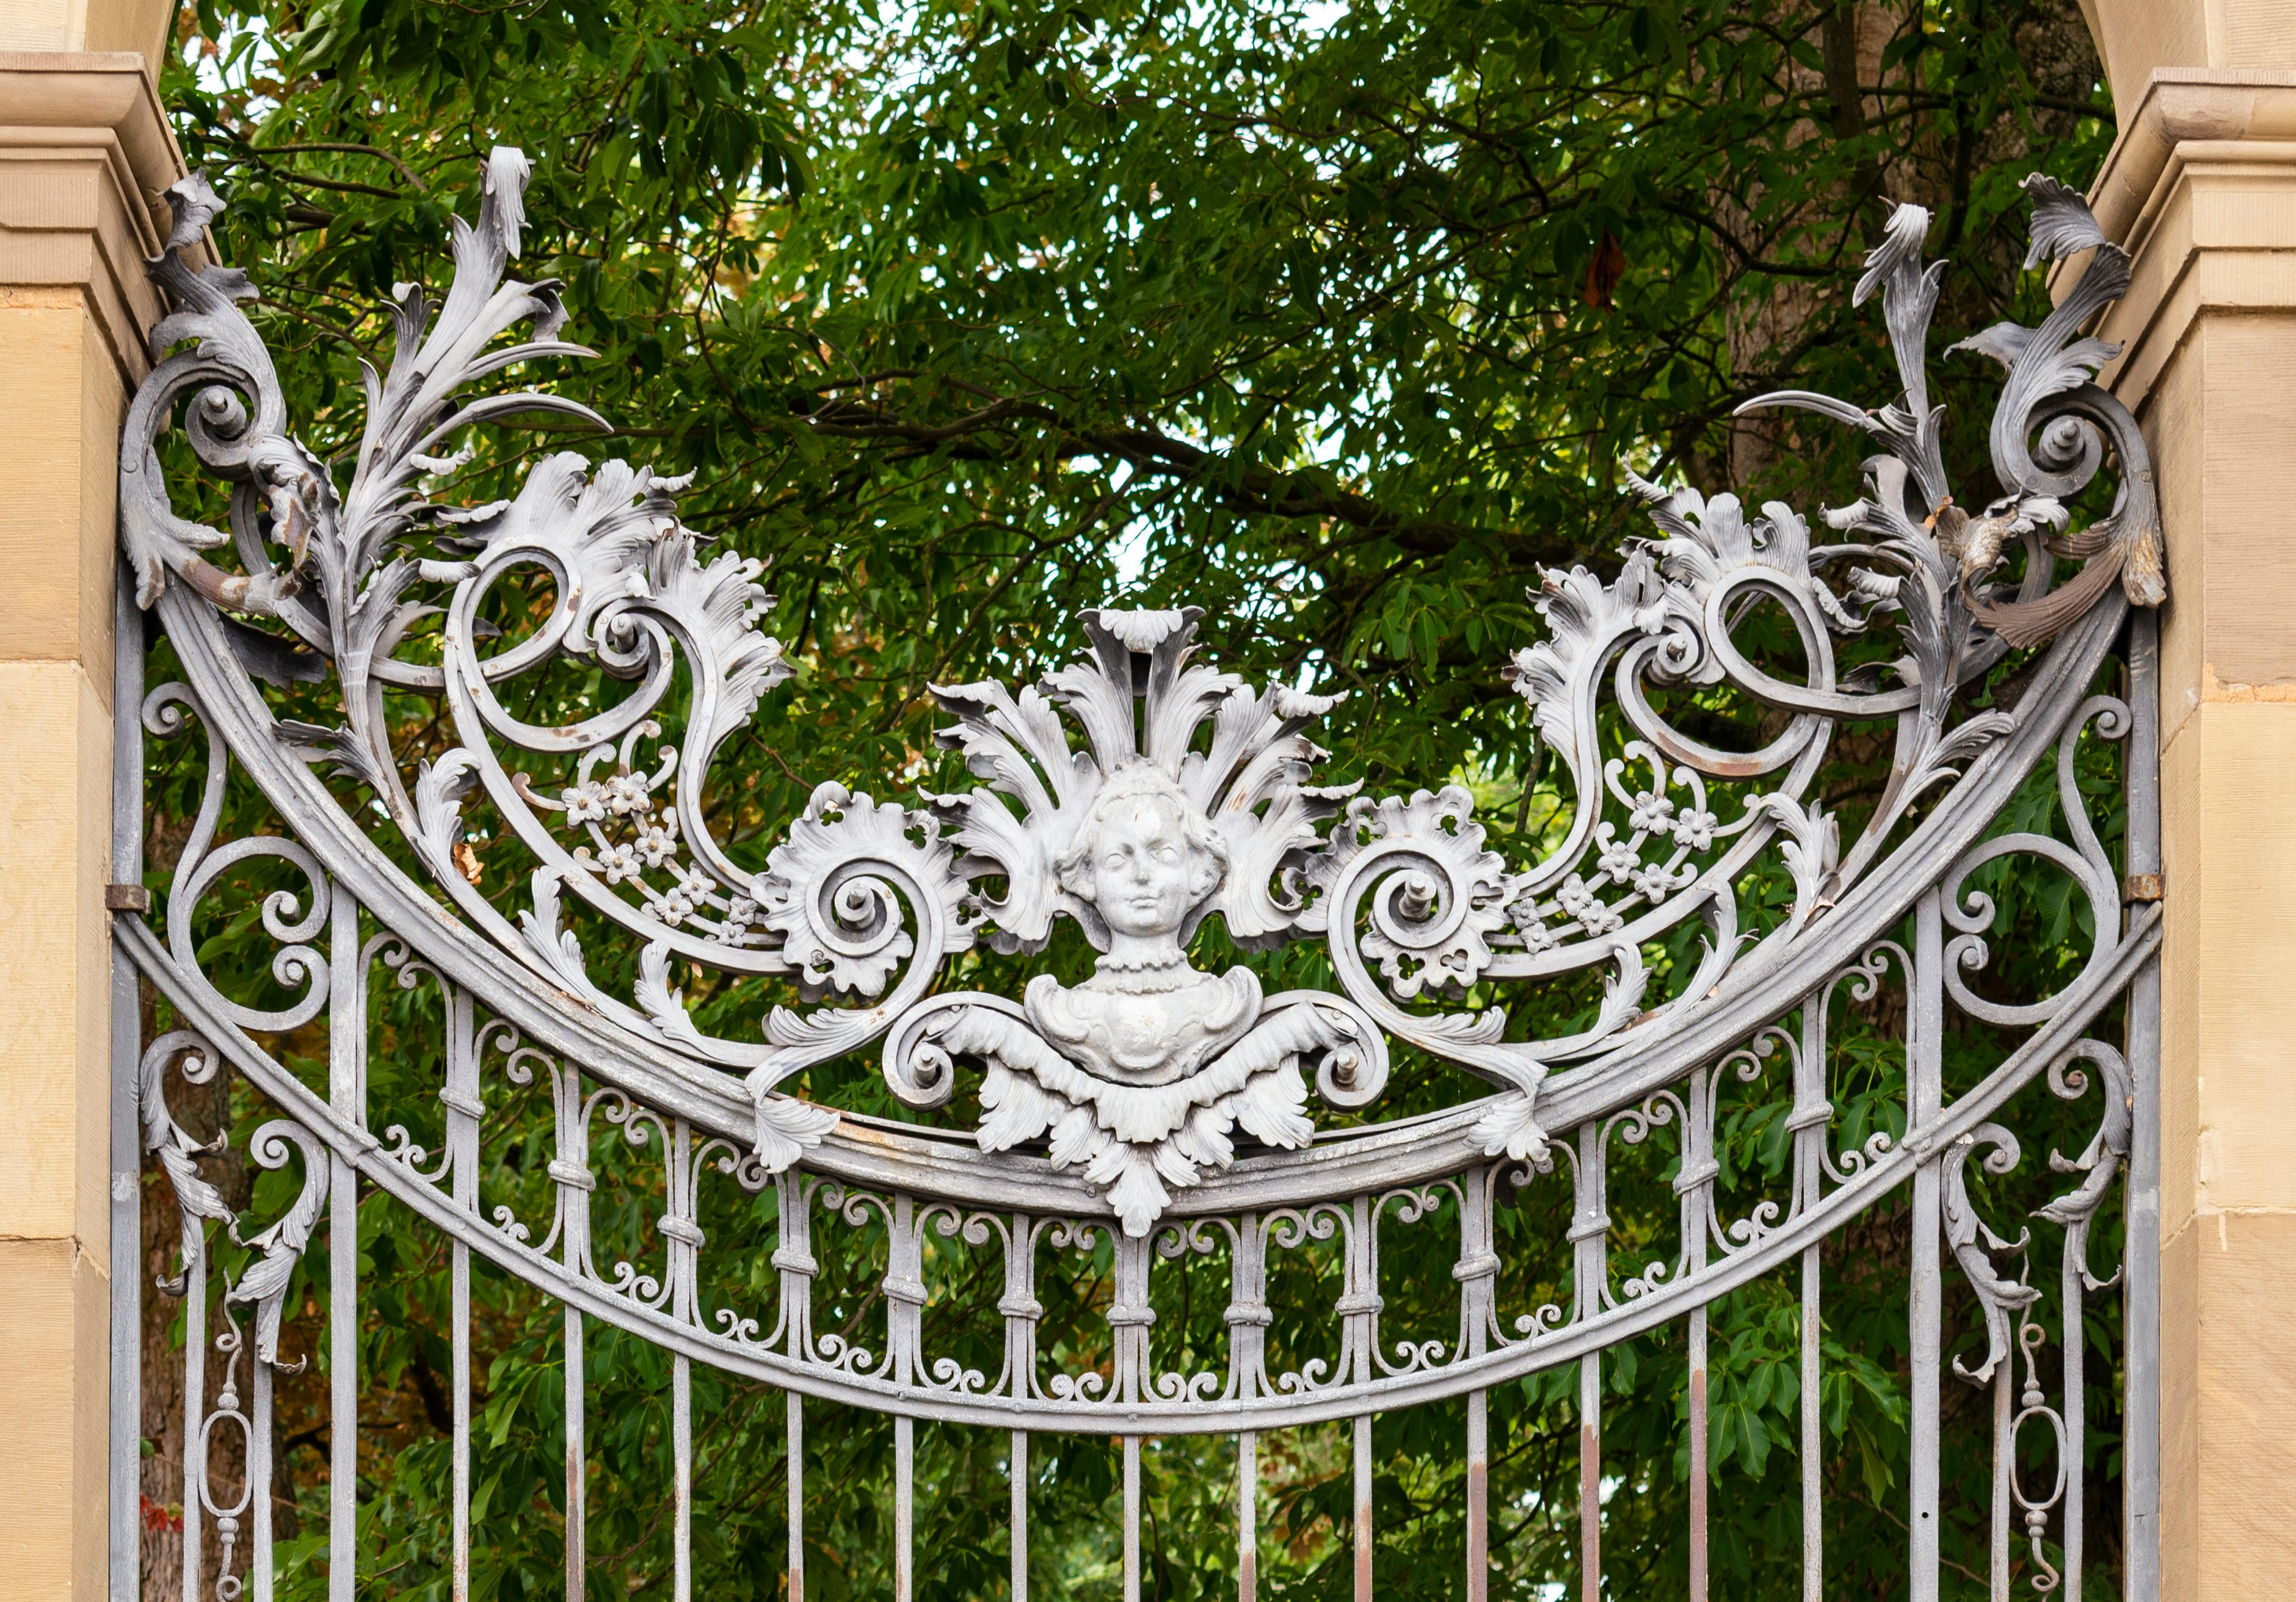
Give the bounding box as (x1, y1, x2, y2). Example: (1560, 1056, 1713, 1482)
(117, 146, 2162, 1602)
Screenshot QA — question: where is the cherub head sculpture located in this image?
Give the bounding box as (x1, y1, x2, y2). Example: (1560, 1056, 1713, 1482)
(1054, 760, 1229, 960)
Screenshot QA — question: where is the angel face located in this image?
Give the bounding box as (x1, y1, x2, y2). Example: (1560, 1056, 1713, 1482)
(1089, 794, 1202, 938)
(1058, 763, 1228, 952)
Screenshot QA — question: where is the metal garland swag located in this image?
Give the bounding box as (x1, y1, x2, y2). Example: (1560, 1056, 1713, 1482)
(112, 147, 2165, 1601)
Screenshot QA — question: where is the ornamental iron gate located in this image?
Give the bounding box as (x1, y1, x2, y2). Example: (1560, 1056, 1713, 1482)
(109, 151, 2163, 1600)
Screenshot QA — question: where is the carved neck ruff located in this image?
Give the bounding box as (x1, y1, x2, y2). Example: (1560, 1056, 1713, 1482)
(1086, 949, 1202, 993)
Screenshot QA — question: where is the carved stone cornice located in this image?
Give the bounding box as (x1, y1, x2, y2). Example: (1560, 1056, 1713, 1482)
(0, 49, 190, 384)
(2051, 69, 2296, 733)
(2060, 70, 2296, 402)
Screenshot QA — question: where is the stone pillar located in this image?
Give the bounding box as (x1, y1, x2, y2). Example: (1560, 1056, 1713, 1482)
(0, 23, 181, 1598)
(2079, 5, 2296, 1598)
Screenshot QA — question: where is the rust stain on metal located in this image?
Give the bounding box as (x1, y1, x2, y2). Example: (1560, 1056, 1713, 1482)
(1688, 1364, 1708, 1602)
(1466, 1455, 1488, 1602)
(1354, 1470, 1373, 1602)
(1580, 1419, 1601, 1602)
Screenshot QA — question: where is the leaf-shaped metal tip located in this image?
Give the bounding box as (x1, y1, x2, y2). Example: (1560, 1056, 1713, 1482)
(162, 172, 227, 252)
(1085, 606, 1196, 654)
(531, 280, 570, 340)
(1946, 319, 2036, 371)
(1852, 203, 1931, 307)
(2019, 172, 2106, 270)
(481, 145, 533, 259)
(1622, 466, 1671, 506)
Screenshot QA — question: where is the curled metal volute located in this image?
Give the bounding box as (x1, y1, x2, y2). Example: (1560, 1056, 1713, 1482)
(880, 991, 1008, 1112)
(2038, 1038, 2135, 1292)
(121, 175, 321, 619)
(112, 153, 2170, 1485)
(225, 1118, 333, 1370)
(139, 1031, 235, 1296)
(1941, 1123, 2041, 1385)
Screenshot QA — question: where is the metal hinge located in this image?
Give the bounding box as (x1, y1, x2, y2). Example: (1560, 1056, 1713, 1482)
(2122, 872, 2163, 904)
(105, 883, 151, 913)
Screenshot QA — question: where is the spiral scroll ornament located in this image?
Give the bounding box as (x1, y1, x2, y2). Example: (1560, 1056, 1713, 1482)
(122, 150, 2159, 1245)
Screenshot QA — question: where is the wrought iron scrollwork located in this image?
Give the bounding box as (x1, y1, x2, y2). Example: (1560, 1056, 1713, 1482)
(117, 146, 2162, 1600)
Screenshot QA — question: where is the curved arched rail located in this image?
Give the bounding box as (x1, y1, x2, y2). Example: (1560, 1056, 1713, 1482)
(114, 149, 2162, 1602)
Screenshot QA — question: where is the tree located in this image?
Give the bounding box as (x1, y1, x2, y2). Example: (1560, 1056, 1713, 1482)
(143, 0, 2122, 1595)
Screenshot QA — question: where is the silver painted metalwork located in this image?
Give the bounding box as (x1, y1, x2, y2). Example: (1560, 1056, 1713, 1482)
(110, 151, 2163, 1598)
(109, 527, 146, 1602)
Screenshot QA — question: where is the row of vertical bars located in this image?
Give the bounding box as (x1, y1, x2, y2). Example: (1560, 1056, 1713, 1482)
(114, 1082, 2156, 1602)
(114, 1048, 2146, 1602)
(107, 953, 2153, 1602)
(104, 597, 2167, 1602)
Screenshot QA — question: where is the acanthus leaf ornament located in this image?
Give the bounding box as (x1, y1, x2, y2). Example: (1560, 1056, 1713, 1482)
(114, 143, 2171, 1602)
(140, 1032, 238, 1296)
(227, 1119, 332, 1369)
(123, 153, 2160, 1246)
(885, 626, 1389, 1233)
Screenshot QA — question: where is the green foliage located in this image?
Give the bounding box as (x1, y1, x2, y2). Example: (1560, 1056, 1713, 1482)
(142, 0, 2135, 1595)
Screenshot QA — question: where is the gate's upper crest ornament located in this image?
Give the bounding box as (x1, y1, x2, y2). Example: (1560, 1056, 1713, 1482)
(120, 148, 2162, 1240)
(881, 609, 1383, 1233)
(114, 142, 2168, 1595)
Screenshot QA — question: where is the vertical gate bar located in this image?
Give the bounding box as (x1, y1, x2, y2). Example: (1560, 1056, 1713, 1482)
(564, 1305, 585, 1602)
(1579, 1356, 1602, 1602)
(180, 1247, 206, 1602)
(1461, 1164, 1494, 1602)
(1910, 888, 1945, 1602)
(1572, 1119, 1607, 1602)
(1231, 1212, 1265, 1602)
(2123, 607, 2161, 1602)
(1800, 1245, 1820, 1602)
(559, 1058, 587, 1602)
(672, 1354, 692, 1602)
(1466, 1394, 1487, 1602)
(327, 883, 364, 1602)
(452, 1239, 471, 1602)
(896, 1415, 915, 1602)
(1684, 1065, 1712, 1602)
(108, 568, 145, 1600)
(1238, 1430, 1257, 1602)
(890, 1182, 918, 1602)
(1794, 989, 1828, 1602)
(1122, 1434, 1141, 1602)
(251, 1357, 275, 1602)
(2062, 1242, 2085, 1601)
(1688, 1306, 1708, 1602)
(1353, 1413, 1373, 1602)
(1989, 1366, 2011, 1602)
(448, 989, 477, 1602)
(1010, 1429, 1028, 1601)
(670, 1118, 695, 1602)
(787, 1393, 804, 1602)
